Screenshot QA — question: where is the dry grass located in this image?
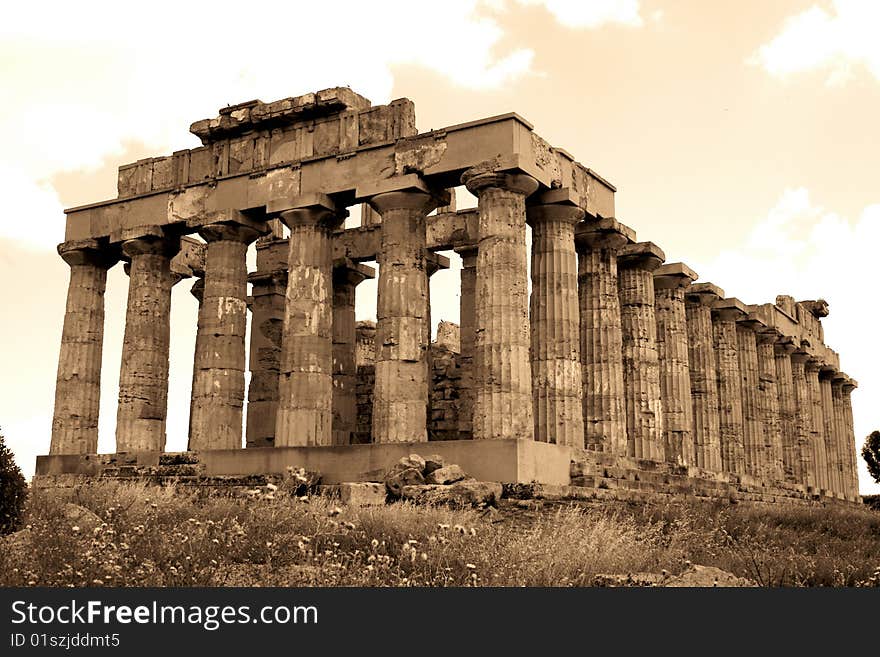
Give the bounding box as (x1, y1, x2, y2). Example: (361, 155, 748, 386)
(1, 480, 879, 587)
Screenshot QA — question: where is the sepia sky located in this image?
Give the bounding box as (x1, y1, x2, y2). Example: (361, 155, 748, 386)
(1, 0, 878, 492)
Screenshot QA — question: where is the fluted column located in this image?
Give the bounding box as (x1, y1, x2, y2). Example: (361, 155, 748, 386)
(364, 175, 448, 443)
(189, 214, 265, 450)
(618, 242, 665, 460)
(115, 228, 179, 452)
(461, 169, 538, 441)
(331, 260, 375, 446)
(527, 202, 585, 446)
(840, 378, 859, 500)
(830, 378, 850, 498)
(712, 298, 747, 475)
(455, 245, 477, 437)
(805, 358, 828, 491)
(774, 340, 800, 482)
(245, 270, 286, 448)
(188, 278, 204, 443)
(756, 331, 785, 484)
(653, 262, 697, 465)
(736, 316, 764, 479)
(790, 352, 815, 488)
(685, 283, 723, 471)
(50, 239, 115, 455)
(819, 368, 841, 495)
(273, 196, 345, 447)
(575, 218, 633, 454)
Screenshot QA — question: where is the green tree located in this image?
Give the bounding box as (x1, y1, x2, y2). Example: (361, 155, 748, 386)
(863, 431, 880, 485)
(0, 429, 27, 534)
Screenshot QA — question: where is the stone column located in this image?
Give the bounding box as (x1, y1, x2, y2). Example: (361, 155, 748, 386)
(527, 202, 585, 446)
(684, 283, 723, 472)
(363, 175, 448, 443)
(617, 242, 665, 460)
(189, 212, 265, 450)
(332, 260, 375, 446)
(575, 218, 633, 455)
(114, 227, 179, 452)
(830, 377, 850, 497)
(461, 169, 538, 441)
(711, 298, 747, 475)
(50, 239, 115, 455)
(736, 315, 765, 479)
(188, 277, 204, 443)
(273, 196, 345, 447)
(756, 330, 785, 484)
(424, 252, 450, 347)
(840, 378, 859, 500)
(454, 245, 477, 437)
(790, 352, 815, 488)
(805, 358, 828, 491)
(819, 367, 841, 495)
(774, 339, 799, 483)
(245, 270, 286, 448)
(653, 262, 697, 465)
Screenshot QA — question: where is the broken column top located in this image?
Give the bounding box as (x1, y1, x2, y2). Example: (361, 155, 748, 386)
(189, 87, 373, 144)
(712, 297, 748, 319)
(653, 262, 698, 287)
(575, 216, 636, 244)
(617, 241, 665, 269)
(688, 282, 725, 299)
(798, 299, 830, 318)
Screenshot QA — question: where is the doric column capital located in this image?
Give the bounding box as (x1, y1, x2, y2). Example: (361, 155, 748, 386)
(685, 282, 725, 307)
(191, 209, 268, 244)
(275, 193, 347, 231)
(57, 238, 116, 268)
(773, 336, 797, 356)
(653, 262, 698, 290)
(190, 277, 205, 303)
(804, 357, 823, 374)
(575, 217, 635, 251)
(425, 252, 451, 277)
(525, 202, 585, 227)
(617, 241, 665, 272)
(453, 244, 478, 266)
(358, 173, 450, 215)
(736, 312, 768, 334)
(248, 269, 288, 296)
(790, 350, 810, 366)
(711, 297, 748, 322)
(756, 327, 781, 346)
(461, 169, 539, 197)
(332, 259, 375, 288)
(819, 364, 837, 380)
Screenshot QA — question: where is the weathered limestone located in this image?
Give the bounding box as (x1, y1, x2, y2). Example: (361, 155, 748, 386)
(819, 367, 841, 494)
(462, 170, 538, 441)
(773, 339, 800, 483)
(114, 227, 179, 452)
(245, 268, 286, 448)
(839, 377, 859, 500)
(50, 240, 115, 455)
(735, 315, 765, 479)
(805, 358, 828, 491)
(188, 278, 205, 442)
(527, 202, 585, 446)
(273, 195, 345, 447)
(790, 352, 815, 488)
(755, 330, 785, 484)
(653, 262, 697, 465)
(617, 242, 665, 460)
(455, 245, 477, 437)
(712, 298, 747, 475)
(575, 218, 634, 454)
(684, 283, 723, 472)
(189, 213, 265, 450)
(332, 260, 375, 446)
(361, 175, 448, 443)
(830, 377, 850, 497)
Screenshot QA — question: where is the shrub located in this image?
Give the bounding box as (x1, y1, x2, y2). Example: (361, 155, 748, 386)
(0, 430, 28, 535)
(862, 431, 880, 484)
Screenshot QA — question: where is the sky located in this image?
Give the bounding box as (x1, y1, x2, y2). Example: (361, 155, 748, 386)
(1, 0, 878, 493)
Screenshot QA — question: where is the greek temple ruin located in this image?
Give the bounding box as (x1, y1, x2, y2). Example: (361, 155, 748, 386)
(37, 88, 861, 504)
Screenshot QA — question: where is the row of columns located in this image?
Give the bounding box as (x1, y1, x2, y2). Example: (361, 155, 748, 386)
(49, 168, 861, 500)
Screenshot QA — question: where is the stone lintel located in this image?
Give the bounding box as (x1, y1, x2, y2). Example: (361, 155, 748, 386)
(653, 262, 697, 289)
(425, 252, 451, 274)
(617, 241, 665, 270)
(737, 312, 767, 332)
(332, 258, 376, 280)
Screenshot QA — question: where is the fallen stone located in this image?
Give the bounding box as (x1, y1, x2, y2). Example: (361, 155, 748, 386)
(423, 454, 446, 475)
(321, 483, 386, 507)
(424, 464, 470, 485)
(400, 481, 502, 508)
(663, 564, 756, 587)
(385, 467, 425, 497)
(62, 503, 102, 533)
(398, 454, 427, 472)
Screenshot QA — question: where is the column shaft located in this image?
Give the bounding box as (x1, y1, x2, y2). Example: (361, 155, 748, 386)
(756, 334, 785, 483)
(50, 240, 112, 455)
(819, 373, 840, 494)
(527, 204, 584, 446)
(774, 344, 799, 482)
(805, 361, 828, 491)
(462, 171, 538, 441)
(736, 324, 763, 478)
(455, 246, 477, 437)
(841, 384, 859, 499)
(685, 285, 723, 471)
(791, 354, 815, 487)
(712, 304, 745, 475)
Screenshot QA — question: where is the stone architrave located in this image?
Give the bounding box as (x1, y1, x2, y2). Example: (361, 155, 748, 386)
(653, 262, 698, 465)
(461, 169, 539, 441)
(617, 241, 665, 460)
(711, 298, 747, 475)
(575, 218, 635, 455)
(527, 201, 585, 446)
(50, 239, 116, 455)
(684, 283, 724, 472)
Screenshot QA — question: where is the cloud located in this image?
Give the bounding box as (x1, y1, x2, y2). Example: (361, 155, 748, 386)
(515, 0, 643, 28)
(692, 188, 880, 493)
(751, 0, 880, 84)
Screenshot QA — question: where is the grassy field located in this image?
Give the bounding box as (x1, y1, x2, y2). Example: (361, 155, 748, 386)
(2, 479, 879, 587)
